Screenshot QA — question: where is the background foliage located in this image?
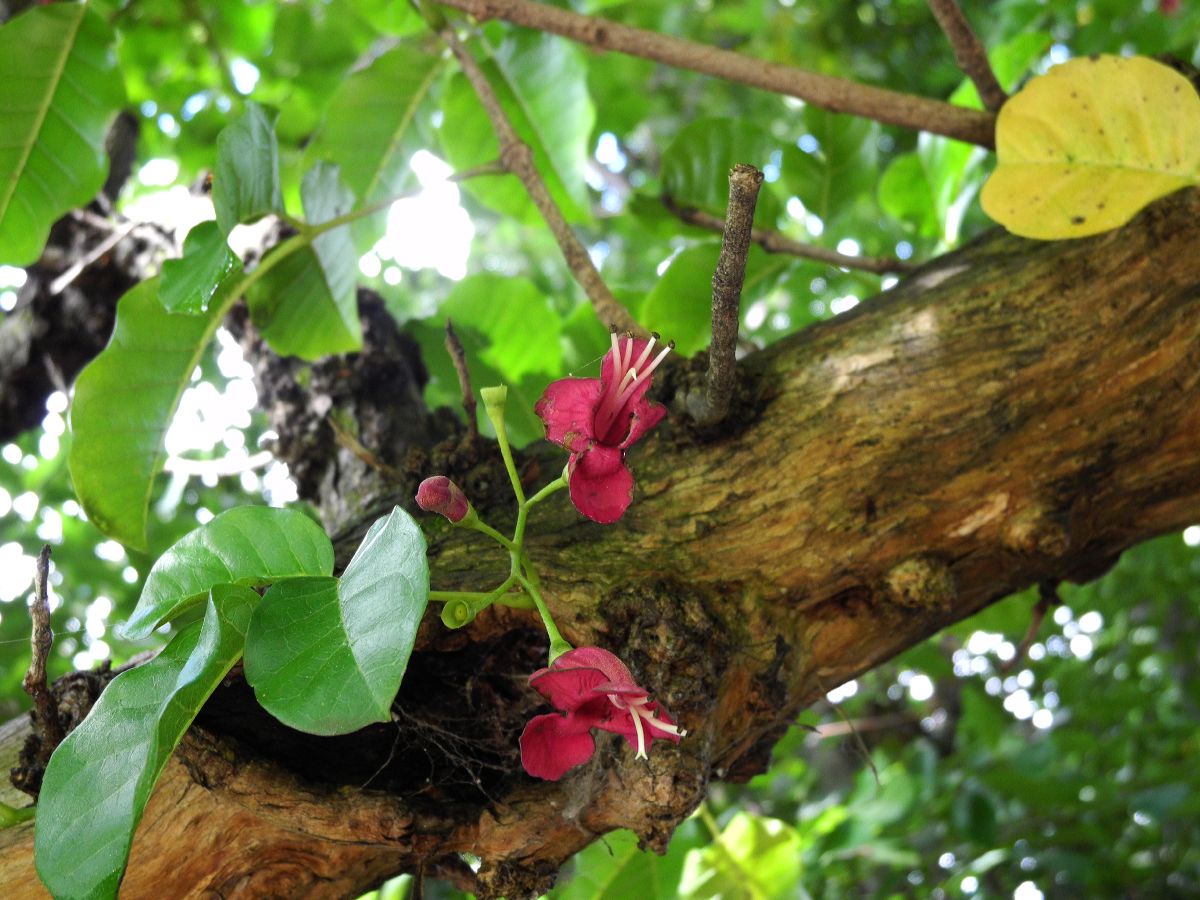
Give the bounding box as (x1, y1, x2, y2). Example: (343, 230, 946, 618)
(1, 0, 1198, 897)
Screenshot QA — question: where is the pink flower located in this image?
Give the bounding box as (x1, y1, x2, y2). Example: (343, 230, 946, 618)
(519, 646, 683, 781)
(534, 334, 670, 524)
(415, 476, 470, 523)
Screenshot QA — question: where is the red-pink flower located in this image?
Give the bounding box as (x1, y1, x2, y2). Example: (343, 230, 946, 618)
(415, 475, 470, 523)
(534, 334, 670, 524)
(519, 646, 683, 781)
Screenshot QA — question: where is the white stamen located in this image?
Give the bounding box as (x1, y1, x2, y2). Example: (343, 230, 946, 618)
(620, 336, 633, 373)
(630, 336, 657, 374)
(609, 331, 621, 363)
(629, 704, 648, 759)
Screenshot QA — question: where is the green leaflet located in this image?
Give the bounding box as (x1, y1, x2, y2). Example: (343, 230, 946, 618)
(122, 506, 334, 640)
(244, 507, 429, 735)
(159, 221, 242, 314)
(439, 31, 594, 223)
(246, 162, 361, 359)
(35, 585, 258, 900)
(0, 3, 125, 266)
(305, 42, 445, 245)
(212, 102, 285, 235)
(68, 279, 224, 550)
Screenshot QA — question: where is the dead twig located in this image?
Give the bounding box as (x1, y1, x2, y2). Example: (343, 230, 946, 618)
(926, 0, 1007, 112)
(436, 21, 641, 335)
(687, 164, 763, 427)
(1002, 580, 1059, 673)
(437, 0, 995, 146)
(663, 196, 915, 275)
(444, 319, 478, 438)
(22, 545, 65, 762)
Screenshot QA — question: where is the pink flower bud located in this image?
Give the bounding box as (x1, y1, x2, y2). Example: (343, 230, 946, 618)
(415, 476, 470, 523)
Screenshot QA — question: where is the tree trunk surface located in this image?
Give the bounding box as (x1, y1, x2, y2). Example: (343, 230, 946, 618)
(4, 190, 1199, 898)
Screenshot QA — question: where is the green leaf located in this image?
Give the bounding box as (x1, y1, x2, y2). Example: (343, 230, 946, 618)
(68, 279, 224, 551)
(981, 55, 1200, 239)
(159, 221, 242, 314)
(679, 812, 803, 900)
(306, 43, 444, 226)
(0, 4, 125, 266)
(641, 244, 785, 356)
(122, 505, 334, 640)
(441, 274, 563, 382)
(35, 585, 258, 900)
(212, 103, 284, 236)
(660, 118, 794, 227)
(244, 506, 429, 735)
(551, 823, 707, 900)
(247, 162, 361, 359)
(790, 107, 879, 229)
(439, 31, 594, 223)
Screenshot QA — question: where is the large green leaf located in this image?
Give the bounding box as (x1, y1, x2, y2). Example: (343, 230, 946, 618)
(246, 162, 361, 359)
(441, 273, 563, 382)
(0, 4, 125, 266)
(551, 823, 706, 900)
(660, 118, 794, 228)
(790, 107, 879, 230)
(439, 31, 594, 223)
(159, 221, 242, 314)
(68, 279, 224, 551)
(244, 506, 429, 735)
(35, 585, 258, 900)
(305, 42, 444, 239)
(212, 103, 284, 235)
(122, 506, 334, 640)
(679, 812, 803, 900)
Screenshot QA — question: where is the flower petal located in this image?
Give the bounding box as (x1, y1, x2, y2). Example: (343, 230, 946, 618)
(520, 713, 597, 781)
(535, 378, 601, 453)
(618, 398, 667, 450)
(530, 663, 610, 712)
(568, 446, 634, 524)
(553, 647, 639, 687)
(596, 702, 682, 751)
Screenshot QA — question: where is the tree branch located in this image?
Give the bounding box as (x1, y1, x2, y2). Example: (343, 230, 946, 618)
(926, 0, 1007, 112)
(437, 0, 995, 146)
(687, 164, 763, 427)
(436, 23, 641, 335)
(663, 195, 915, 274)
(21, 546, 63, 762)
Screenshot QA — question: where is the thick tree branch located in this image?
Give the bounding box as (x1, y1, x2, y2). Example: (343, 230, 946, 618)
(687, 164, 763, 426)
(437, 0, 996, 146)
(5, 192, 1200, 898)
(437, 24, 641, 335)
(926, 0, 1007, 112)
(663, 195, 915, 274)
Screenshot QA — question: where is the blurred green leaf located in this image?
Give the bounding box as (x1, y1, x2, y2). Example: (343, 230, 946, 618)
(551, 822, 706, 900)
(35, 585, 257, 900)
(213, 102, 284, 235)
(244, 507, 428, 735)
(439, 31, 594, 223)
(0, 4, 125, 266)
(159, 221, 241, 314)
(122, 506, 333, 640)
(68, 279, 223, 550)
(441, 274, 563, 382)
(680, 812, 803, 900)
(247, 162, 361, 359)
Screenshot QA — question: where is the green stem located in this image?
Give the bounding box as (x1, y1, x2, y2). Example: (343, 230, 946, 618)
(518, 573, 571, 660)
(0, 801, 35, 828)
(523, 476, 566, 509)
(493, 421, 525, 507)
(467, 516, 518, 552)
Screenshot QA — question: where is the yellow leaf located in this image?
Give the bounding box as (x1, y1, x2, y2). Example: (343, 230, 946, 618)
(980, 55, 1200, 239)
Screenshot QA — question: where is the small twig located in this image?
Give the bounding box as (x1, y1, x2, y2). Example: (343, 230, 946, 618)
(22, 546, 64, 762)
(663, 196, 914, 274)
(687, 164, 763, 427)
(444, 319, 478, 438)
(48, 221, 138, 295)
(437, 0, 996, 146)
(810, 712, 917, 739)
(327, 416, 408, 483)
(436, 21, 641, 335)
(1002, 580, 1059, 673)
(926, 0, 1007, 112)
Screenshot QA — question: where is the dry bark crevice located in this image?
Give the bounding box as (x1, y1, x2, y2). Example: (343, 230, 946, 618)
(3, 190, 1200, 898)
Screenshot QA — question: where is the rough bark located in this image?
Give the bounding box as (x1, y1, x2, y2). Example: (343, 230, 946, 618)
(4, 189, 1200, 898)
